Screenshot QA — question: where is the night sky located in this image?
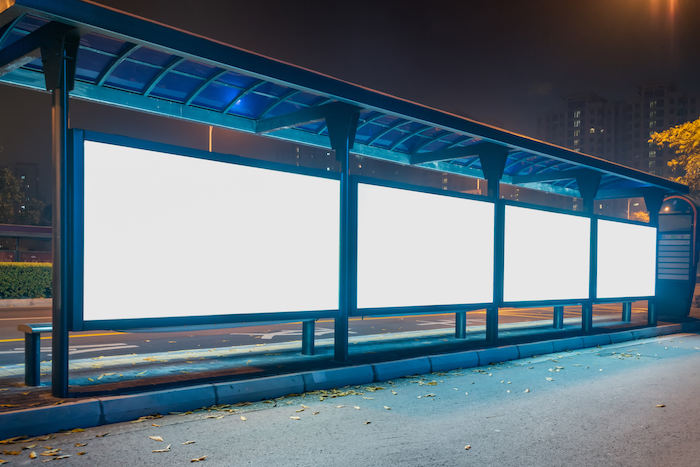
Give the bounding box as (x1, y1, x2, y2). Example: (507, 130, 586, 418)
(1, 0, 699, 198)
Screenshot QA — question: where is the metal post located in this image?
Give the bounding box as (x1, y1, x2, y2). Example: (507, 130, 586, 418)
(301, 320, 315, 356)
(648, 301, 657, 326)
(43, 31, 78, 398)
(576, 171, 601, 335)
(326, 105, 360, 363)
(622, 302, 632, 322)
(25, 333, 40, 386)
(553, 305, 564, 329)
(479, 144, 508, 345)
(644, 190, 664, 328)
(455, 312, 466, 339)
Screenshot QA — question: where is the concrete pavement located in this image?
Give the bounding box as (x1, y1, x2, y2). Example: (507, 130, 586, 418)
(2, 330, 700, 466)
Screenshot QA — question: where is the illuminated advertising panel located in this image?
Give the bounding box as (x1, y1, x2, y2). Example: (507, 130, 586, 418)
(597, 219, 657, 298)
(356, 183, 494, 309)
(503, 205, 590, 302)
(82, 141, 340, 322)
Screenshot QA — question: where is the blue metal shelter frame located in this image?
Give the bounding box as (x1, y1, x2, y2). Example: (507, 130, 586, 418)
(0, 0, 688, 397)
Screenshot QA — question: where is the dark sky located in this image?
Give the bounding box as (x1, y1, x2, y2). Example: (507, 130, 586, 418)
(1, 0, 699, 199)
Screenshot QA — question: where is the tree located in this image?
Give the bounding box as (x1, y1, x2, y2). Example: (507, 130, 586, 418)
(0, 168, 46, 225)
(649, 117, 700, 198)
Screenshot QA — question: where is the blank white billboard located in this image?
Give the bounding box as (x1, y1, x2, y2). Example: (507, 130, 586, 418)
(597, 219, 657, 298)
(83, 141, 340, 321)
(503, 205, 590, 302)
(356, 183, 494, 308)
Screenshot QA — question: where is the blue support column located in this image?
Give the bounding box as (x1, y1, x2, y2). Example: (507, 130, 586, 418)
(43, 31, 79, 398)
(644, 190, 664, 327)
(622, 302, 632, 322)
(301, 320, 315, 356)
(326, 104, 360, 363)
(479, 144, 508, 345)
(576, 170, 601, 334)
(553, 305, 564, 329)
(24, 333, 41, 387)
(455, 312, 466, 339)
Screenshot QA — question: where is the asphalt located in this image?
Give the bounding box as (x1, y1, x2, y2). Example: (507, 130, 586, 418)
(1, 308, 699, 440)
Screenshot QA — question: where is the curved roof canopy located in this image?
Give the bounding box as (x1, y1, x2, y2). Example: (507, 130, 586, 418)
(0, 0, 688, 199)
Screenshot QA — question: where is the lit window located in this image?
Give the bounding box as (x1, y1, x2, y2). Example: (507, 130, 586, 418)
(574, 120, 581, 127)
(649, 121, 656, 128)
(589, 128, 595, 133)
(574, 139, 580, 146)
(574, 129, 580, 137)
(649, 150, 656, 158)
(649, 100, 656, 108)
(573, 110, 581, 118)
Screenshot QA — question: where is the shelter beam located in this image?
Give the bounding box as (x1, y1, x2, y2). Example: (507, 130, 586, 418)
(256, 101, 361, 135)
(0, 21, 74, 78)
(409, 143, 494, 165)
(512, 168, 593, 185)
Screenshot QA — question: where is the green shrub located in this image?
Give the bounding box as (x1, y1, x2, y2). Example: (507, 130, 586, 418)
(0, 262, 52, 299)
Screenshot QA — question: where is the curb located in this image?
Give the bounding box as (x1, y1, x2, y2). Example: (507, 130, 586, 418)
(2, 322, 699, 439)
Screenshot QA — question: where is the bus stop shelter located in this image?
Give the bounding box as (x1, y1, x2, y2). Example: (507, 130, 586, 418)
(0, 0, 689, 397)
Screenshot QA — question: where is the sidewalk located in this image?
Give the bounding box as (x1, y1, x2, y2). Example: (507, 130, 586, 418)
(2, 308, 699, 440)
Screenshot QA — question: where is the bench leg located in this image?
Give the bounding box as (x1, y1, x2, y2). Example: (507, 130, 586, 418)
(553, 306, 564, 329)
(455, 312, 467, 339)
(302, 320, 315, 356)
(622, 302, 632, 322)
(25, 333, 41, 386)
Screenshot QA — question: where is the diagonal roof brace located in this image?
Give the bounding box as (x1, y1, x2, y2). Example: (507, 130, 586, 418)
(511, 168, 595, 185)
(255, 101, 362, 135)
(0, 21, 75, 79)
(408, 142, 495, 165)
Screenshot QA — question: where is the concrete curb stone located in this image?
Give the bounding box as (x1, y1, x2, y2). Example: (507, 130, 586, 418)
(99, 385, 216, 424)
(302, 365, 374, 391)
(477, 346, 519, 366)
(372, 357, 431, 381)
(550, 337, 585, 352)
(428, 351, 479, 372)
(0, 399, 101, 439)
(517, 341, 554, 359)
(215, 374, 304, 405)
(608, 331, 634, 344)
(582, 334, 611, 348)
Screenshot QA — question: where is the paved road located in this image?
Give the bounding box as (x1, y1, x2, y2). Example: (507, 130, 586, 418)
(1, 331, 698, 466)
(0, 304, 644, 365)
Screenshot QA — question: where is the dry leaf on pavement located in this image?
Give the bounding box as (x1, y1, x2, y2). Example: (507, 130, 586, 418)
(74, 443, 87, 447)
(383, 406, 391, 410)
(153, 444, 171, 453)
(240, 416, 247, 421)
(182, 441, 195, 445)
(191, 456, 207, 462)
(149, 436, 164, 442)
(30, 451, 37, 458)
(465, 445, 471, 450)
(290, 416, 300, 420)
(363, 421, 371, 425)
(656, 404, 666, 408)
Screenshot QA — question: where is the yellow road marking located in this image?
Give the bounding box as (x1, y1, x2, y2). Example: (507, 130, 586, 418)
(0, 332, 126, 343)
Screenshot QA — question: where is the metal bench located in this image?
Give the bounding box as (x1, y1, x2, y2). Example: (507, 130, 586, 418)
(17, 320, 317, 387)
(17, 322, 52, 386)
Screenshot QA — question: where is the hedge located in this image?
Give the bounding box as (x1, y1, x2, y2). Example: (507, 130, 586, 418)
(0, 262, 52, 299)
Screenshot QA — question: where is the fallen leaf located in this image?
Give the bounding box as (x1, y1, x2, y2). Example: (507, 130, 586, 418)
(334, 405, 345, 408)
(2, 450, 21, 455)
(240, 416, 247, 421)
(40, 448, 61, 456)
(301, 405, 310, 409)
(182, 441, 195, 445)
(30, 451, 37, 458)
(135, 371, 147, 376)
(465, 445, 471, 450)
(364, 421, 371, 425)
(47, 454, 71, 461)
(546, 377, 553, 382)
(383, 406, 391, 410)
(391, 390, 397, 395)
(149, 436, 163, 442)
(24, 444, 37, 449)
(524, 389, 530, 393)
(152, 423, 162, 427)
(362, 397, 374, 400)
(74, 443, 87, 447)
(0, 436, 30, 444)
(152, 444, 171, 453)
(295, 409, 304, 413)
(312, 412, 319, 415)
(0, 404, 18, 408)
(656, 404, 666, 408)
(354, 406, 361, 410)
(78, 452, 86, 455)
(290, 416, 300, 420)
(191, 456, 207, 462)
(168, 341, 176, 343)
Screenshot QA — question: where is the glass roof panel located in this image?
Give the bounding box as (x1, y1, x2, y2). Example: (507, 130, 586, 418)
(373, 115, 401, 126)
(128, 47, 174, 67)
(262, 100, 307, 119)
(14, 15, 48, 33)
(397, 134, 429, 153)
(150, 72, 203, 102)
(419, 139, 454, 153)
(372, 129, 411, 149)
(355, 122, 389, 145)
(79, 33, 128, 55)
(252, 81, 292, 98)
(22, 58, 43, 71)
(288, 91, 326, 106)
(173, 60, 217, 79)
(217, 72, 258, 89)
(227, 93, 276, 118)
(104, 60, 162, 93)
(0, 30, 25, 47)
(191, 81, 242, 111)
(75, 48, 114, 83)
(297, 121, 327, 133)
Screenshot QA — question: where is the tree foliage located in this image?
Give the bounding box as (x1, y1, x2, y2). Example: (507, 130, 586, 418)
(649, 117, 700, 198)
(0, 168, 48, 225)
